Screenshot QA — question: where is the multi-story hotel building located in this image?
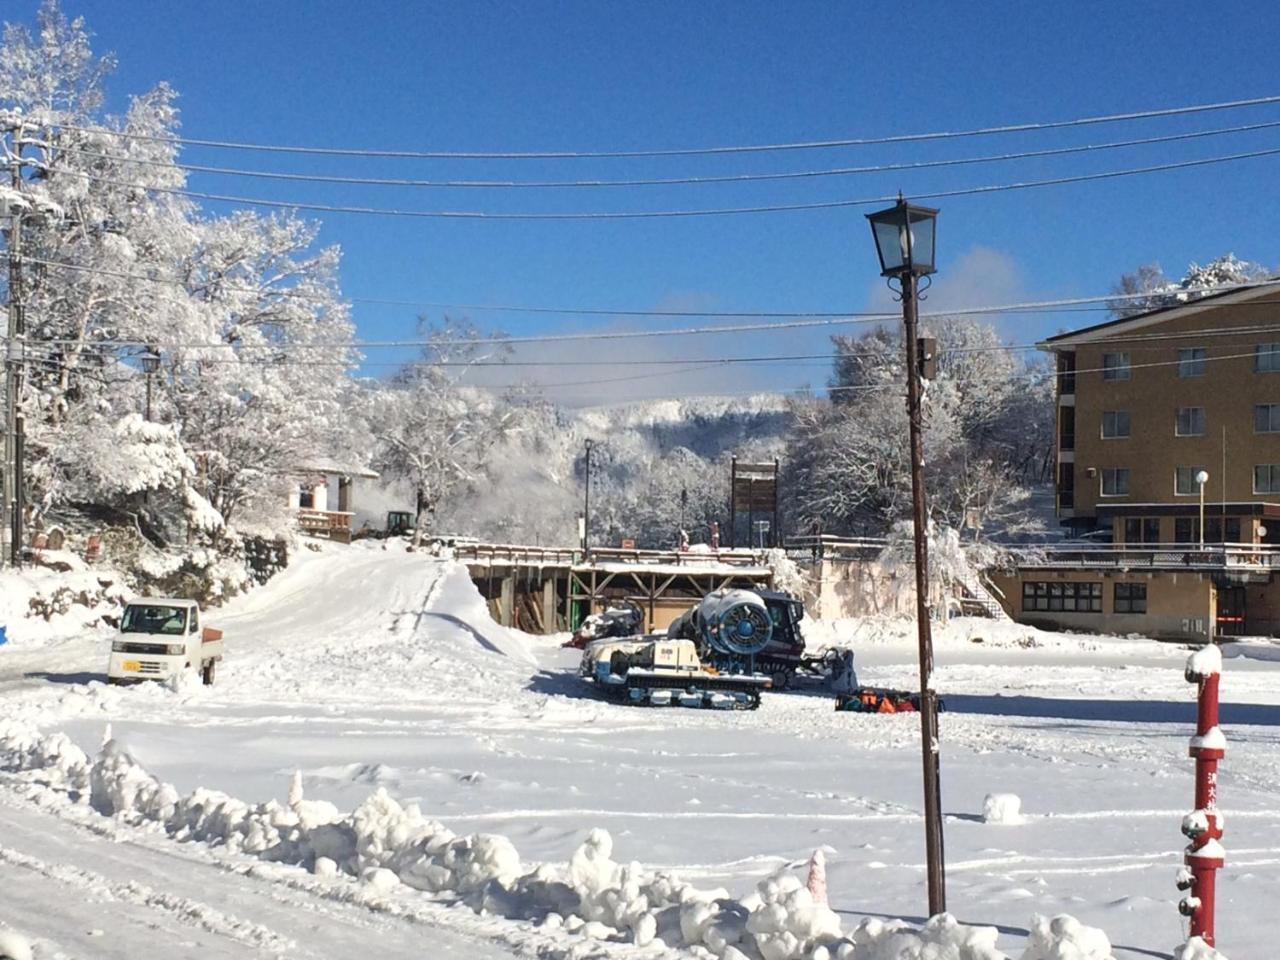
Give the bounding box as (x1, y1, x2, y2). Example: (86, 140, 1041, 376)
(989, 282, 1280, 639)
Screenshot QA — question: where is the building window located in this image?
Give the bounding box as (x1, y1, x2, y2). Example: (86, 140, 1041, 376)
(1103, 352, 1131, 381)
(1022, 580, 1102, 614)
(1115, 582, 1148, 614)
(1123, 517, 1161, 544)
(1256, 343, 1280, 373)
(1178, 347, 1207, 378)
(1101, 468, 1130, 496)
(1176, 407, 1206, 437)
(1101, 410, 1130, 439)
(1255, 404, 1280, 433)
(298, 485, 315, 509)
(1175, 518, 1198, 544)
(1203, 518, 1243, 544)
(1254, 464, 1280, 494)
(1175, 466, 1208, 496)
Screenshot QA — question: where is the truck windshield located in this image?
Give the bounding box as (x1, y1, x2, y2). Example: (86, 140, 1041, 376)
(121, 605, 187, 635)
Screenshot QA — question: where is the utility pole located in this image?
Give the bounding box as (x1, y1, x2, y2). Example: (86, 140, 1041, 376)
(582, 438, 594, 556)
(3, 118, 26, 569)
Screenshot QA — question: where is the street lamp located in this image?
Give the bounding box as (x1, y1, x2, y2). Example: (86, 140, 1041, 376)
(1196, 469, 1210, 548)
(140, 350, 161, 422)
(866, 194, 946, 918)
(582, 439, 595, 556)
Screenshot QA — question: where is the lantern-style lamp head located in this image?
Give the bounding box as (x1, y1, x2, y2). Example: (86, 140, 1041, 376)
(140, 350, 161, 375)
(866, 197, 939, 277)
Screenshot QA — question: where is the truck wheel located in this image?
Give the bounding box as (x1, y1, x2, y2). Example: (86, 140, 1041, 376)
(201, 660, 216, 686)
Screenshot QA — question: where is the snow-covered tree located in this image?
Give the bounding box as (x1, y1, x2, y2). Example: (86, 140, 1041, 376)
(786, 318, 1051, 540)
(2, 1, 360, 595)
(368, 320, 514, 539)
(1108, 254, 1271, 318)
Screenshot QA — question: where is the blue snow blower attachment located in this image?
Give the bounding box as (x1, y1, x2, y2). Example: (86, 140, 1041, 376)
(701, 590, 774, 660)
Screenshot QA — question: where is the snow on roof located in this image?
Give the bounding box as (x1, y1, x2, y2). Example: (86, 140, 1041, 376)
(126, 597, 199, 608)
(292, 459, 380, 479)
(586, 560, 773, 577)
(1038, 281, 1280, 350)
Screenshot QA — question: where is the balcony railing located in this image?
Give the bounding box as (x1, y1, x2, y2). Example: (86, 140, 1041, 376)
(1008, 542, 1280, 571)
(297, 509, 355, 542)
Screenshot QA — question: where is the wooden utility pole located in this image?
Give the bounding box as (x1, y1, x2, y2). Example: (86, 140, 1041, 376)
(901, 271, 946, 916)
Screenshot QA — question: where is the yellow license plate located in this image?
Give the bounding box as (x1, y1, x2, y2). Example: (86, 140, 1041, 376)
(121, 660, 141, 672)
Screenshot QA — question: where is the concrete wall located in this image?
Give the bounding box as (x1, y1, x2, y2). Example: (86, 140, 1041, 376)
(988, 567, 1215, 641)
(799, 558, 941, 621)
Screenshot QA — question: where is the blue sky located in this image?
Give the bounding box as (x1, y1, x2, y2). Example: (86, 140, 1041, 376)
(32, 0, 1280, 402)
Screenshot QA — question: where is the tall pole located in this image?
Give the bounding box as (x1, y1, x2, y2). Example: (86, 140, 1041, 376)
(145, 372, 153, 423)
(1199, 481, 1206, 549)
(4, 120, 26, 568)
(901, 270, 946, 917)
(582, 439, 593, 555)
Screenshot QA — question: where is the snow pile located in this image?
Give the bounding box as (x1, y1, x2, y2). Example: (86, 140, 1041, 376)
(1174, 938, 1229, 960)
(0, 930, 33, 960)
(428, 565, 536, 666)
(849, 913, 1003, 959)
(1, 721, 1128, 960)
(0, 563, 125, 645)
(1020, 914, 1114, 960)
(983, 793, 1024, 825)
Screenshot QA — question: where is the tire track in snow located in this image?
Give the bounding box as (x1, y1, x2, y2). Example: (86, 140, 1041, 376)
(0, 844, 293, 954)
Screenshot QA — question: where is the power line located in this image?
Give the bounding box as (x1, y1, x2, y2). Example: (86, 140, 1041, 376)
(50, 119, 1280, 190)
(22, 256, 1280, 348)
(21, 256, 874, 318)
(67, 145, 1280, 220)
(50, 94, 1280, 160)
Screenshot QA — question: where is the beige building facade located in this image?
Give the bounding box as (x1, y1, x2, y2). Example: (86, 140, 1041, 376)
(993, 284, 1280, 640)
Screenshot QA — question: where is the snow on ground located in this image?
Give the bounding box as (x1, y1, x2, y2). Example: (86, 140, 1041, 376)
(2, 541, 1277, 958)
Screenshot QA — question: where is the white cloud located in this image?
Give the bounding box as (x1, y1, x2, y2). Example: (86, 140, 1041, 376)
(863, 245, 1027, 335)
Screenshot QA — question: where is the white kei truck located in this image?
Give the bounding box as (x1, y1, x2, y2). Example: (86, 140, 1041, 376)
(107, 598, 224, 685)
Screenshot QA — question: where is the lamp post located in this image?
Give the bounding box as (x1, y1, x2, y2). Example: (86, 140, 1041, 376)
(582, 439, 595, 556)
(141, 350, 161, 422)
(1196, 470, 1210, 548)
(866, 194, 946, 918)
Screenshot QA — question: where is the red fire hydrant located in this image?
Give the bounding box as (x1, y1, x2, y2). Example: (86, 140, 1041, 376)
(1178, 643, 1226, 946)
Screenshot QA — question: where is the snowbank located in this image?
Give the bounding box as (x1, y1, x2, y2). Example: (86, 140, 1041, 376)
(0, 719, 1127, 960)
(0, 562, 125, 646)
(428, 564, 536, 665)
(1020, 914, 1114, 960)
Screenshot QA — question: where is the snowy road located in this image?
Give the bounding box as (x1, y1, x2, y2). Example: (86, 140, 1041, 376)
(3, 542, 1278, 958)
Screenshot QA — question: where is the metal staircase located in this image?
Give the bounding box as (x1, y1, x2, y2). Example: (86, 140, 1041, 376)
(956, 566, 1012, 621)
